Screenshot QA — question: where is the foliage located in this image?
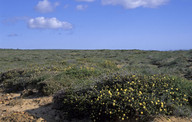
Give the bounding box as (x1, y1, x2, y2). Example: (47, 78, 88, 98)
(0, 49, 192, 121)
(0, 69, 44, 92)
(53, 74, 191, 121)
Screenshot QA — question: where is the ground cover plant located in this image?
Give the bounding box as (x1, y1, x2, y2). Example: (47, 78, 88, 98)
(0, 49, 192, 121)
(53, 74, 192, 121)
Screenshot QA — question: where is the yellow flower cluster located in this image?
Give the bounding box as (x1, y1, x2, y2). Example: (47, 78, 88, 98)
(61, 74, 189, 122)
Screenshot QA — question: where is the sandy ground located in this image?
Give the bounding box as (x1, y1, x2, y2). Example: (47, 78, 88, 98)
(0, 91, 61, 122)
(0, 90, 192, 122)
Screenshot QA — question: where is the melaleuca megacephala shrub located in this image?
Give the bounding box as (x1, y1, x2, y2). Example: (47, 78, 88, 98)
(53, 74, 190, 121)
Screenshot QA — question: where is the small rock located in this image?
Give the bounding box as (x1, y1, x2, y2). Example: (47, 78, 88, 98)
(36, 117, 44, 122)
(29, 116, 34, 120)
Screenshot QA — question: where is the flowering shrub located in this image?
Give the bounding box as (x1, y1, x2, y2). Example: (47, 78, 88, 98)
(53, 74, 190, 121)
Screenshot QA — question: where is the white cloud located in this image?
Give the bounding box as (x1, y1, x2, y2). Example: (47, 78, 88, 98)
(28, 17, 72, 30)
(76, 0, 95, 2)
(101, 0, 169, 9)
(35, 0, 60, 13)
(76, 5, 88, 10)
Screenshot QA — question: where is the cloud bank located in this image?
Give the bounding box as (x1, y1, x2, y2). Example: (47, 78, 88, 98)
(28, 17, 72, 30)
(35, 0, 59, 13)
(101, 0, 169, 9)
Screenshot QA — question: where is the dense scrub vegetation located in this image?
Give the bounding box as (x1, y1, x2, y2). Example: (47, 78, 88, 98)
(0, 49, 192, 121)
(53, 74, 192, 121)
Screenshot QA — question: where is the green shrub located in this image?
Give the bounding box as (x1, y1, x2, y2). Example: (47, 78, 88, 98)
(99, 60, 118, 69)
(0, 69, 45, 92)
(38, 80, 67, 96)
(53, 74, 191, 121)
(64, 66, 100, 79)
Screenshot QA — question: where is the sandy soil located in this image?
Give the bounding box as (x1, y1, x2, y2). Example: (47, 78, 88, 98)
(0, 90, 192, 122)
(0, 90, 63, 122)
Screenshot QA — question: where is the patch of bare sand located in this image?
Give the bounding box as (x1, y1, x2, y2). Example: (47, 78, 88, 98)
(153, 116, 192, 122)
(0, 91, 55, 122)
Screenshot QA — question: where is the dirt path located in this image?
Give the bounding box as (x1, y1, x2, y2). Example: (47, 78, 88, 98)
(0, 91, 192, 122)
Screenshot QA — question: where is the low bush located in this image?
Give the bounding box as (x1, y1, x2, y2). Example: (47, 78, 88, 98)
(0, 69, 45, 92)
(64, 66, 99, 79)
(53, 74, 191, 121)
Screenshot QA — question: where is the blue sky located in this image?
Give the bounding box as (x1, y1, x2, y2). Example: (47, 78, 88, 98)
(0, 0, 192, 50)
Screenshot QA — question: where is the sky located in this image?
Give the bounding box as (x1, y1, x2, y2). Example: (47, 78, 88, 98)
(0, 0, 192, 50)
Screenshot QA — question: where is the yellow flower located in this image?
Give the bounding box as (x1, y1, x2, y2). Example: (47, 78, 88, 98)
(139, 91, 142, 94)
(113, 103, 115, 106)
(108, 90, 112, 96)
(123, 114, 126, 116)
(141, 111, 143, 115)
(117, 92, 120, 95)
(161, 103, 164, 108)
(122, 117, 124, 120)
(183, 98, 188, 101)
(139, 103, 142, 106)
